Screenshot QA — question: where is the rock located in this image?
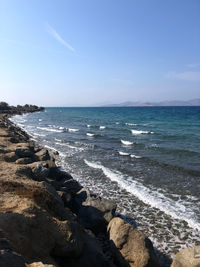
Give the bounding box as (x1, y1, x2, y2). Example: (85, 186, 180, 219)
(27, 262, 56, 267)
(4, 152, 18, 162)
(15, 157, 33, 164)
(35, 149, 50, 161)
(15, 165, 33, 177)
(31, 163, 49, 181)
(171, 246, 200, 267)
(57, 231, 110, 267)
(107, 217, 160, 267)
(0, 179, 83, 264)
(15, 144, 33, 157)
(0, 238, 26, 267)
(62, 179, 82, 195)
(77, 196, 116, 234)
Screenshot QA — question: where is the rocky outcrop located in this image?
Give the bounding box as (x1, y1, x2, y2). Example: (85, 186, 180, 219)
(0, 113, 160, 267)
(107, 217, 160, 267)
(171, 246, 200, 267)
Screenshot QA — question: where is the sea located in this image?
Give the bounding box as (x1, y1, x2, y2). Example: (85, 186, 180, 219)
(10, 106, 200, 265)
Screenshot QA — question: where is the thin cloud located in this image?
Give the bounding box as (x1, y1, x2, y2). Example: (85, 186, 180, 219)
(167, 71, 200, 82)
(46, 22, 75, 52)
(185, 63, 200, 69)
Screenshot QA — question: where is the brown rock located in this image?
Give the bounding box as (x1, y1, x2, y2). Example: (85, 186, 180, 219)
(15, 157, 33, 164)
(171, 246, 200, 267)
(4, 152, 18, 162)
(35, 149, 50, 161)
(107, 217, 159, 267)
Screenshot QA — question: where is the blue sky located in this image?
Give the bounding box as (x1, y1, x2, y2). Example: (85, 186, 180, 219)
(0, 0, 199, 106)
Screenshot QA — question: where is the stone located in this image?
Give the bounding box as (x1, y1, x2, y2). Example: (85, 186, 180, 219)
(62, 179, 82, 195)
(171, 246, 200, 267)
(77, 196, 116, 234)
(4, 152, 18, 162)
(15, 157, 33, 164)
(15, 145, 33, 157)
(31, 163, 49, 181)
(27, 262, 56, 267)
(107, 217, 160, 267)
(0, 238, 26, 267)
(35, 149, 50, 161)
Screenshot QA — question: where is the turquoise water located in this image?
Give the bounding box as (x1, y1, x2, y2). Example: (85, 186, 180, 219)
(11, 106, 200, 263)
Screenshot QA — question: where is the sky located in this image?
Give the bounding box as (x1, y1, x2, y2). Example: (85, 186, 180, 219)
(0, 0, 200, 106)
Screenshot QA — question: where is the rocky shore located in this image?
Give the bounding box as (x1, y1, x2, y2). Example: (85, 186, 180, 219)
(0, 111, 199, 267)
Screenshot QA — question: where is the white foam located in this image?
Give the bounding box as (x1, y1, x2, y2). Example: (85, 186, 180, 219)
(86, 133, 95, 137)
(131, 129, 153, 135)
(116, 122, 119, 125)
(119, 151, 130, 156)
(37, 127, 63, 133)
(84, 160, 200, 231)
(130, 154, 142, 159)
(44, 145, 65, 157)
(87, 125, 91, 128)
(55, 138, 62, 142)
(99, 126, 106, 130)
(125, 123, 137, 126)
(68, 128, 79, 132)
(39, 119, 42, 121)
(33, 133, 46, 137)
(121, 140, 133, 146)
(59, 126, 65, 130)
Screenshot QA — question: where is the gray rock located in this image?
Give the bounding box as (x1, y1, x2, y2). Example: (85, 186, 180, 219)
(31, 163, 49, 181)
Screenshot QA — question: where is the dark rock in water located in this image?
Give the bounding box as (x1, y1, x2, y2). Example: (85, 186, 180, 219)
(35, 149, 50, 161)
(53, 151, 59, 156)
(15, 157, 33, 165)
(107, 217, 160, 267)
(0, 238, 26, 267)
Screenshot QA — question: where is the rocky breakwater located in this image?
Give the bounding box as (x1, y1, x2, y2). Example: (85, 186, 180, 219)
(0, 113, 161, 266)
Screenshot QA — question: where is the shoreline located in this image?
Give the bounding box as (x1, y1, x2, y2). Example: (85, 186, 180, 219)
(0, 112, 162, 266)
(1, 110, 199, 267)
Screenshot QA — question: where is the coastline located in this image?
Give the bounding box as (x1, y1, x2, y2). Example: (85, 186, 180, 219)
(1, 110, 199, 267)
(0, 112, 162, 266)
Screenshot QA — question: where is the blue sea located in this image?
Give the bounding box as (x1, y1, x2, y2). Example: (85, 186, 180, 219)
(11, 106, 200, 262)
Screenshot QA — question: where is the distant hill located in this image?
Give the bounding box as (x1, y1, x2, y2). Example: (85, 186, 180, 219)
(103, 99, 200, 107)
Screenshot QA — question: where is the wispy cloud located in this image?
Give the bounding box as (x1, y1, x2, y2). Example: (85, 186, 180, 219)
(185, 63, 200, 69)
(45, 23, 75, 53)
(166, 71, 200, 82)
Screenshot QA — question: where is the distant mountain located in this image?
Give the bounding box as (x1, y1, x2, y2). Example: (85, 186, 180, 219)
(103, 99, 200, 107)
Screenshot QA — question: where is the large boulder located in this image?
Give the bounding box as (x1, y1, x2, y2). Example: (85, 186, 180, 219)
(15, 143, 33, 157)
(171, 246, 200, 267)
(107, 217, 159, 267)
(35, 149, 50, 161)
(77, 196, 116, 234)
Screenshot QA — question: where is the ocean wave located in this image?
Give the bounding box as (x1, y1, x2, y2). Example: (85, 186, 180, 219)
(131, 129, 153, 135)
(67, 128, 79, 132)
(37, 127, 63, 133)
(119, 151, 130, 156)
(55, 138, 62, 142)
(121, 140, 133, 146)
(87, 125, 91, 128)
(38, 119, 42, 121)
(99, 126, 106, 130)
(84, 160, 200, 231)
(130, 154, 142, 159)
(33, 133, 46, 137)
(116, 122, 120, 125)
(125, 123, 137, 126)
(86, 133, 95, 137)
